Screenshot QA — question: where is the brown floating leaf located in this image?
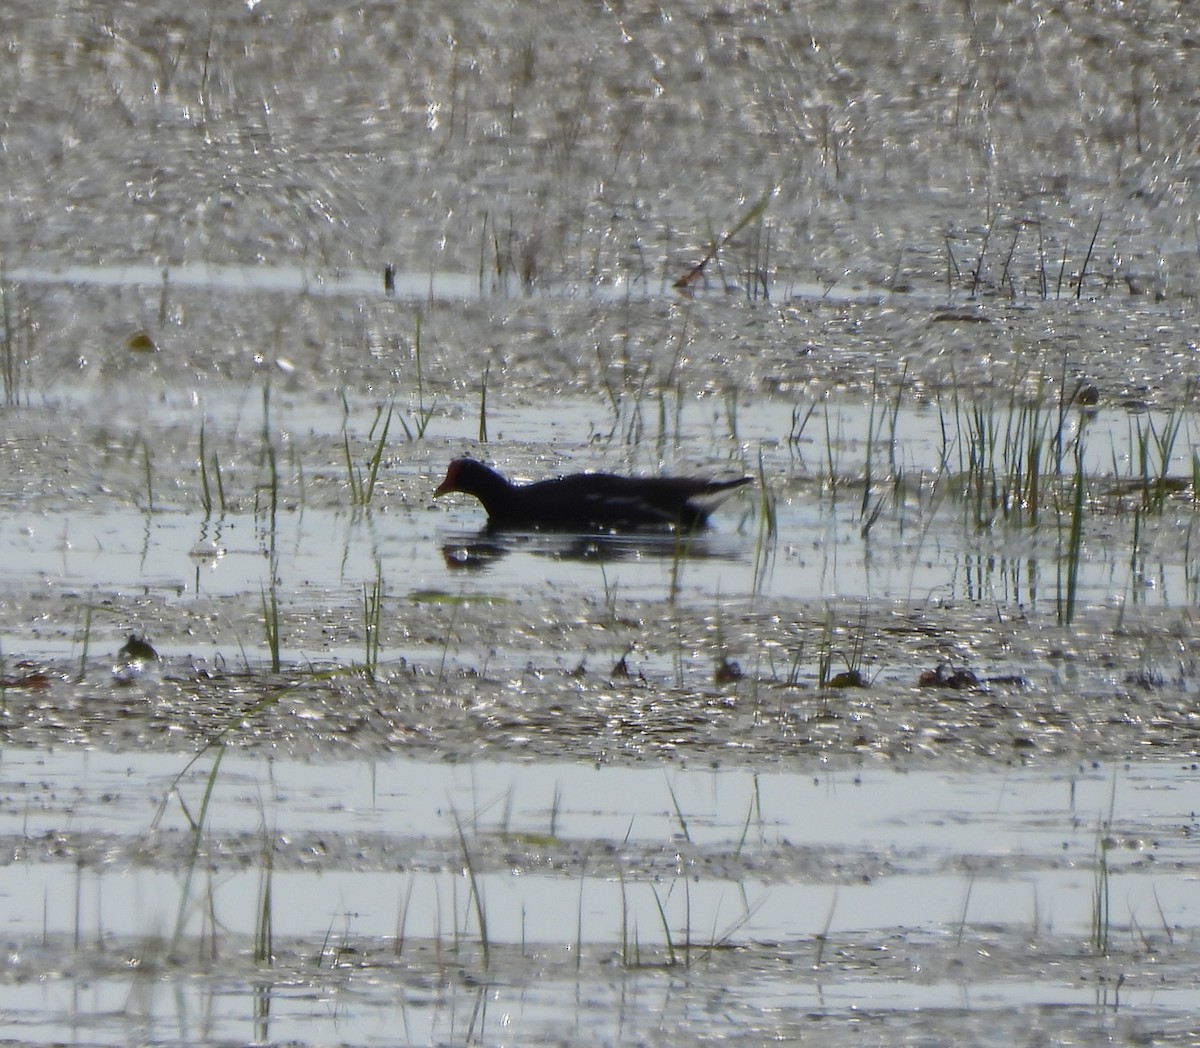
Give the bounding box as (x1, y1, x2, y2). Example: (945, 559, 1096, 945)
(127, 331, 157, 353)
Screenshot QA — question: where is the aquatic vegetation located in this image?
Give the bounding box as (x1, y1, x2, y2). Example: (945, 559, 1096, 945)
(197, 421, 229, 517)
(75, 603, 94, 681)
(1091, 772, 1119, 956)
(1056, 434, 1089, 627)
(400, 310, 437, 440)
(750, 448, 778, 595)
(0, 277, 31, 407)
(1131, 409, 1184, 514)
(450, 803, 490, 969)
(254, 827, 275, 965)
(673, 185, 776, 294)
(171, 744, 225, 956)
(343, 402, 393, 508)
(478, 361, 490, 443)
(360, 559, 385, 680)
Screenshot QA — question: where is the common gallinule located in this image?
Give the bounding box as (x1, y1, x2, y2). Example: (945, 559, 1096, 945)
(434, 458, 752, 531)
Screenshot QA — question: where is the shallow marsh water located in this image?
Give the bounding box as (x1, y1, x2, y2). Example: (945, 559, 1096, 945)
(2, 1, 1200, 1045)
(3, 751, 1200, 1045)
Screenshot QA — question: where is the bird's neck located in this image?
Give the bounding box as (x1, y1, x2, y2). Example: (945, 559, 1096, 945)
(468, 469, 514, 514)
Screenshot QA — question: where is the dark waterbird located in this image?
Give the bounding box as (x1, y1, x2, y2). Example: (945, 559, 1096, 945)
(434, 458, 753, 532)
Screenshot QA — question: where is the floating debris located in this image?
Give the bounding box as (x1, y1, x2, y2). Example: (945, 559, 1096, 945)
(714, 658, 743, 684)
(112, 635, 159, 683)
(918, 663, 980, 690)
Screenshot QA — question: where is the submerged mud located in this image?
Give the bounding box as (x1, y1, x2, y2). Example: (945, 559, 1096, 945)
(2, 593, 1199, 767)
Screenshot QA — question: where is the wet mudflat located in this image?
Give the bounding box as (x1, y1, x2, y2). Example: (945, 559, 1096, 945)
(3, 1, 1200, 1045)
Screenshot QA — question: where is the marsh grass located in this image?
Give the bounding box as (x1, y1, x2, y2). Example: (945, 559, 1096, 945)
(1030, 209, 1052, 300)
(1131, 410, 1184, 513)
(254, 827, 274, 964)
(648, 883, 677, 966)
(365, 403, 394, 497)
(1077, 213, 1104, 301)
(664, 775, 692, 844)
(673, 185, 776, 292)
(815, 605, 871, 694)
(170, 744, 225, 956)
(619, 870, 634, 967)
(998, 217, 1024, 298)
(478, 362, 490, 443)
(574, 852, 587, 969)
(593, 315, 688, 448)
(751, 450, 778, 594)
(341, 429, 363, 504)
(969, 211, 996, 298)
(692, 893, 769, 968)
(842, 605, 870, 681)
(822, 404, 841, 497)
(344, 402, 393, 508)
(144, 681, 303, 960)
(255, 419, 284, 671)
(0, 275, 31, 407)
(361, 560, 385, 680)
(894, 380, 1200, 619)
(1151, 885, 1175, 947)
(141, 438, 155, 513)
(1115, 508, 1144, 631)
(953, 207, 1109, 301)
(743, 214, 772, 301)
(393, 876, 416, 958)
(955, 873, 976, 948)
(481, 209, 544, 293)
(74, 603, 94, 681)
(667, 526, 699, 606)
(1091, 772, 1119, 955)
(816, 609, 836, 694)
(789, 401, 817, 455)
(450, 804, 490, 968)
(435, 589, 466, 683)
(774, 640, 807, 690)
(723, 387, 740, 444)
(72, 858, 83, 950)
(859, 369, 902, 536)
(260, 582, 281, 674)
(952, 396, 1049, 529)
(1056, 435, 1088, 626)
(733, 775, 764, 860)
(197, 423, 221, 517)
(621, 857, 766, 972)
(864, 379, 883, 523)
(393, 311, 437, 440)
(315, 914, 339, 968)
